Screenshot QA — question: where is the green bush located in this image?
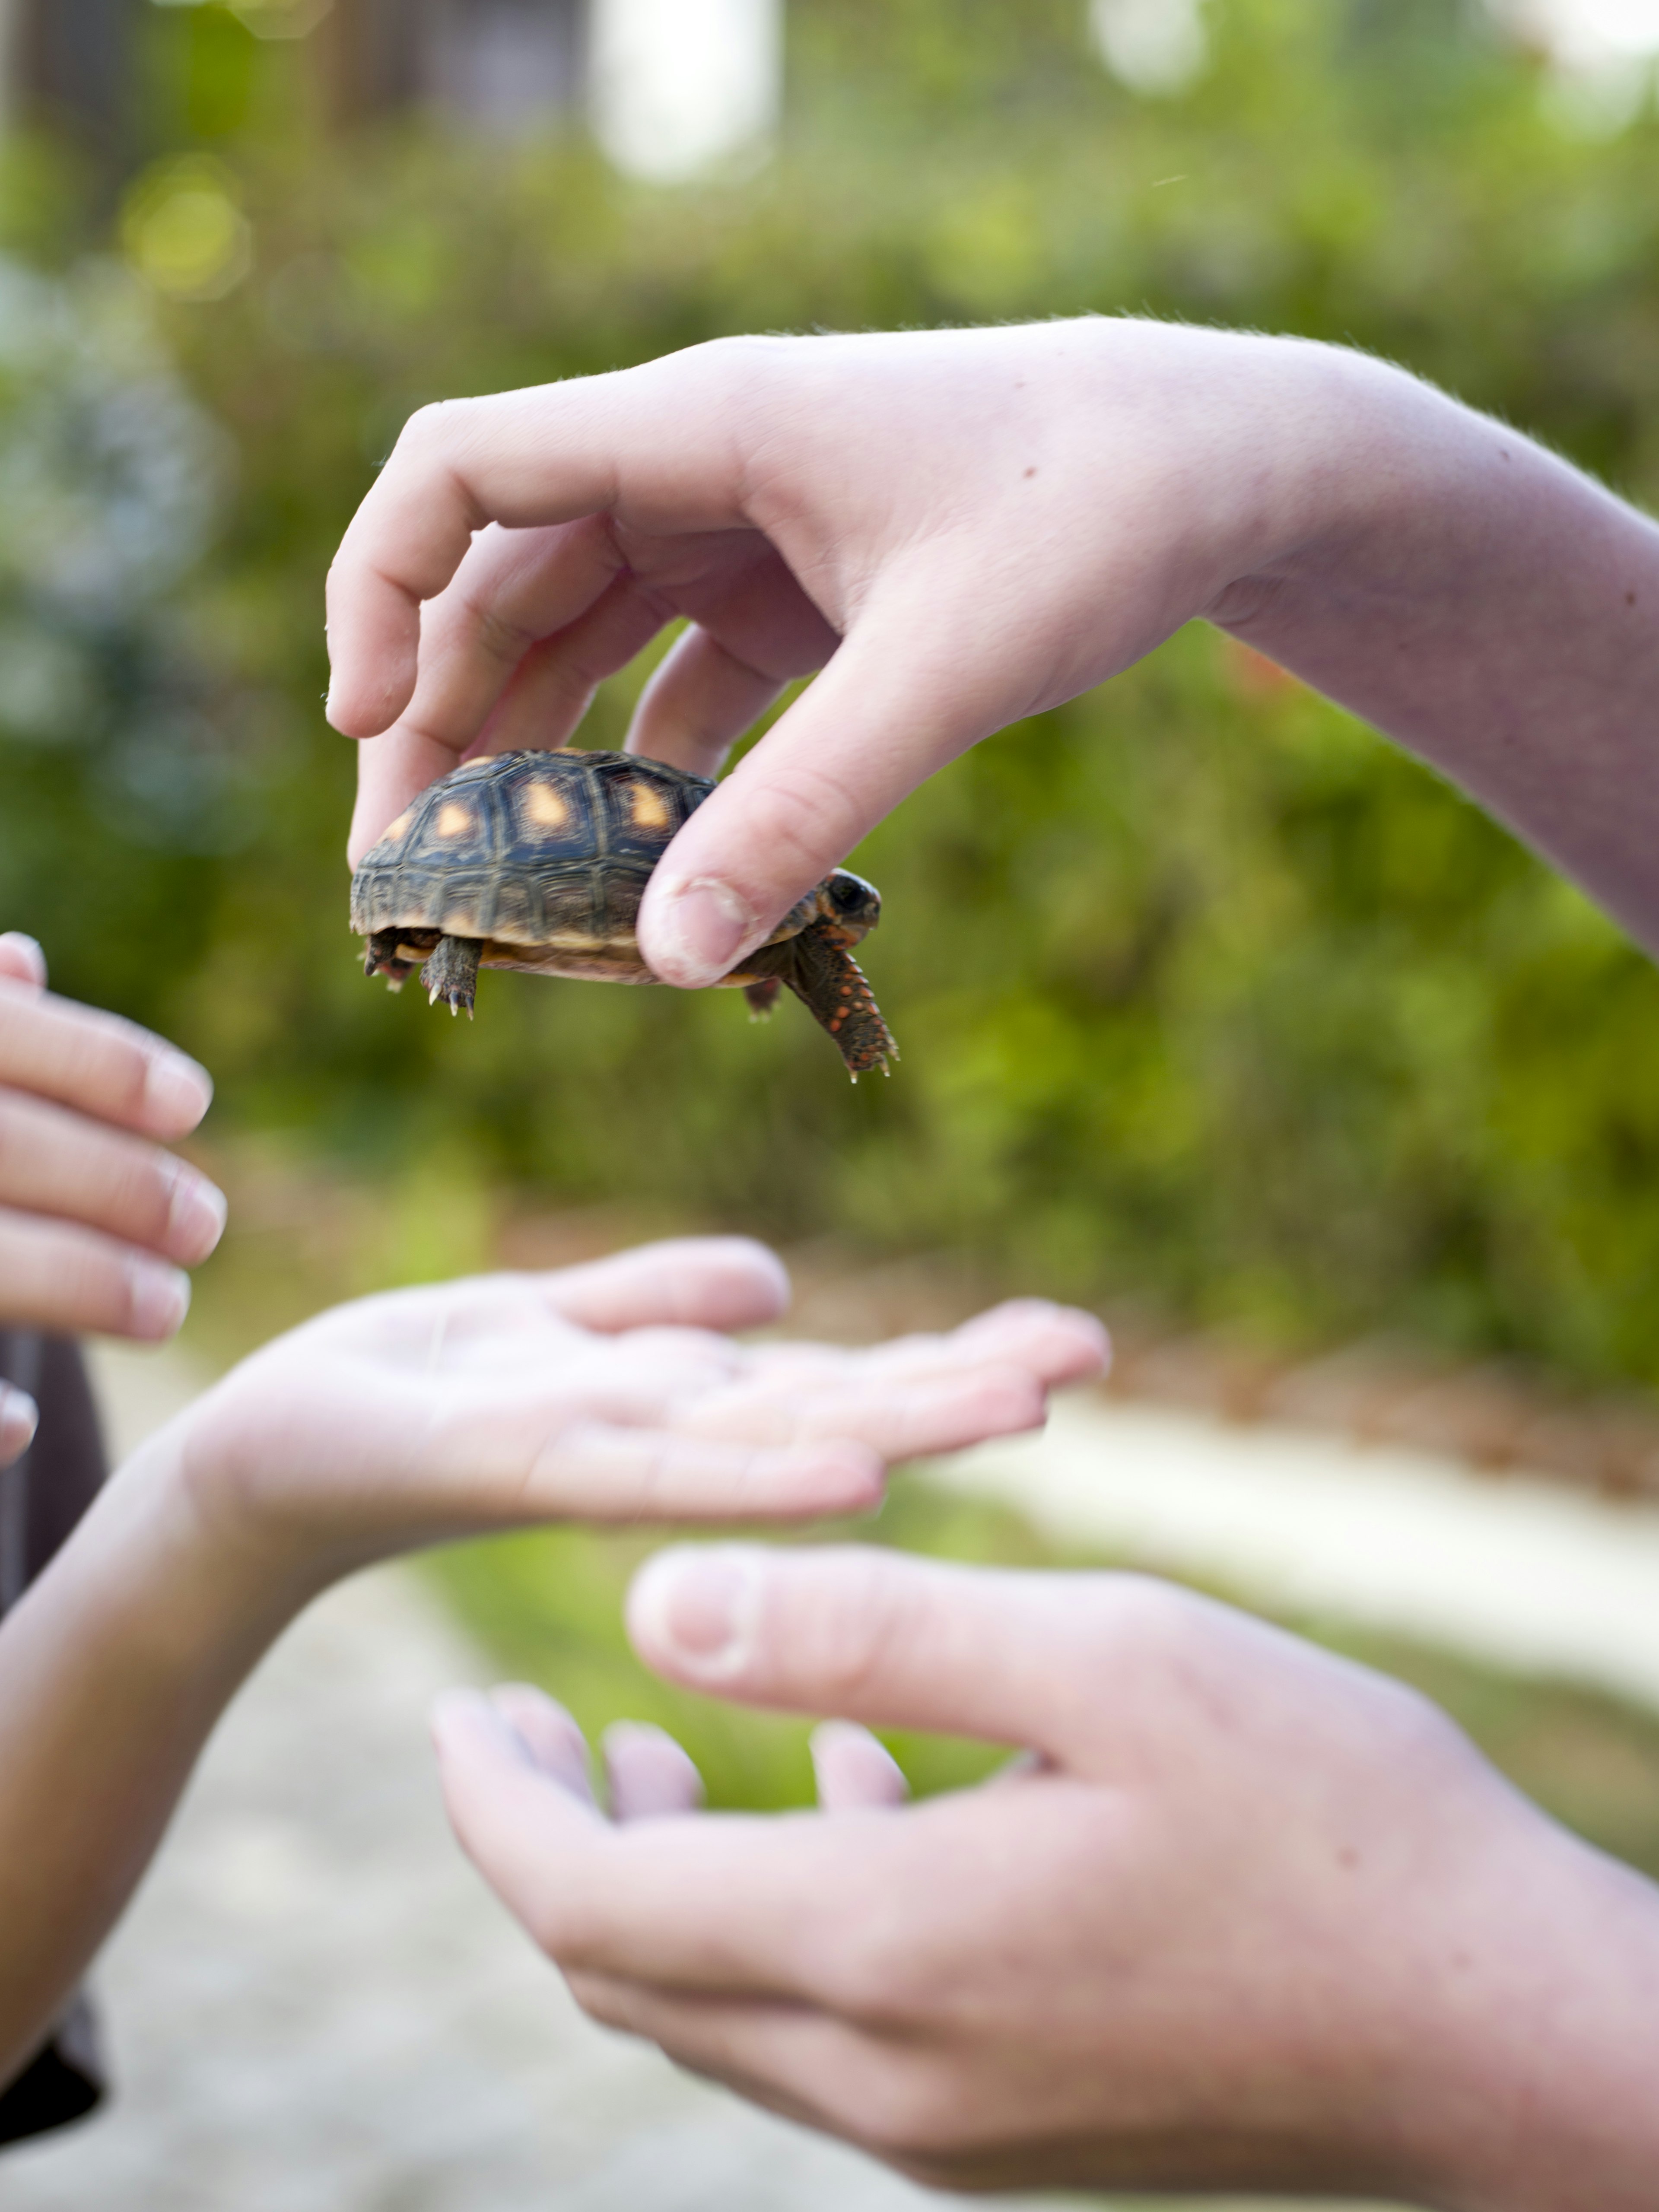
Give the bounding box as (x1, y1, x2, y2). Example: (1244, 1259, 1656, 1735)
(8, 0, 1659, 1383)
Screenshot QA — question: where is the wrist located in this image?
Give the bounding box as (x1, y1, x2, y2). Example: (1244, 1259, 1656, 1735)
(1404, 1815, 1659, 2211)
(74, 1416, 324, 1683)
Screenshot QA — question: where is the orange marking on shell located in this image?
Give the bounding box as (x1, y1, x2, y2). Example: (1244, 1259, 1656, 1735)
(382, 809, 413, 842)
(521, 781, 570, 830)
(436, 802, 474, 838)
(628, 781, 671, 830)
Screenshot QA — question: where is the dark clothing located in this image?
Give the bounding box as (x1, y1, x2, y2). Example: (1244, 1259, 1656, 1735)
(0, 1332, 109, 2146)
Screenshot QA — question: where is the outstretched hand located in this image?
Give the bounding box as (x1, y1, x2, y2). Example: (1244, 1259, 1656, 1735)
(170, 1240, 1107, 1586)
(435, 1545, 1659, 2211)
(0, 1243, 1102, 2094)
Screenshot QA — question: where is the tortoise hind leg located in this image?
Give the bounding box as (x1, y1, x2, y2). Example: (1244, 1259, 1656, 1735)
(420, 933, 482, 1018)
(743, 977, 783, 1022)
(768, 921, 896, 1079)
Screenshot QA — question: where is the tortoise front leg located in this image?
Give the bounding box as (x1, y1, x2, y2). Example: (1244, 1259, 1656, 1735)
(364, 929, 416, 992)
(420, 933, 482, 1018)
(763, 920, 896, 1078)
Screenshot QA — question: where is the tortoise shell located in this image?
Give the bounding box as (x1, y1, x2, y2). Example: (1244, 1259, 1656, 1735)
(350, 747, 896, 1077)
(350, 747, 820, 984)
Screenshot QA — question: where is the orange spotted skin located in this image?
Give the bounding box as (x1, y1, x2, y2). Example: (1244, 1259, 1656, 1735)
(351, 748, 895, 1076)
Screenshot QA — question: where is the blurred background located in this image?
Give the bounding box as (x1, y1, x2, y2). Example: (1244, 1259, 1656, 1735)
(10, 10, 1659, 2203)
(10, 0, 1659, 1379)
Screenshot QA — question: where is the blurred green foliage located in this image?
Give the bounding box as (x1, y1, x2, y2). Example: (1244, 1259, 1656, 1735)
(7, 0, 1659, 1382)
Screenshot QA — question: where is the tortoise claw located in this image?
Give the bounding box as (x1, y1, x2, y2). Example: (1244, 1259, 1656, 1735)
(419, 934, 482, 1019)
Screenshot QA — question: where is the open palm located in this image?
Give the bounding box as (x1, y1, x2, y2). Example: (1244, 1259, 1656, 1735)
(168, 1237, 1107, 1582)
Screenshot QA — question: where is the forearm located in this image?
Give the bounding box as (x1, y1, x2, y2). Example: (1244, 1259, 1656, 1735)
(0, 1434, 307, 2083)
(1214, 344, 1659, 951)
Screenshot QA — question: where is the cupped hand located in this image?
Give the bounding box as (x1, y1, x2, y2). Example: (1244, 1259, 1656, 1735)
(171, 1240, 1107, 1585)
(435, 1545, 1659, 2211)
(0, 934, 221, 1346)
(327, 321, 1350, 981)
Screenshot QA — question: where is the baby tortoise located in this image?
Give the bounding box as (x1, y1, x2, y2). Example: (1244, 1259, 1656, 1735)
(350, 748, 897, 1079)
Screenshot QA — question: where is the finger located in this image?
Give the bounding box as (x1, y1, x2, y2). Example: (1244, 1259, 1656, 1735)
(391, 518, 628, 760)
(435, 1688, 870, 1994)
(627, 623, 790, 779)
(635, 581, 1023, 987)
(946, 1299, 1111, 1387)
(540, 1237, 790, 1335)
(0, 935, 46, 991)
(326, 358, 751, 740)
(345, 526, 658, 862)
(517, 1425, 884, 1523)
(604, 1721, 705, 1821)
(487, 1684, 597, 1803)
(563, 1971, 868, 2136)
(675, 1360, 1050, 1459)
(0, 980, 213, 1140)
(811, 1721, 909, 1811)
(476, 574, 672, 760)
(628, 1546, 1084, 1752)
(0, 1093, 225, 1265)
(0, 1383, 39, 1468)
(0, 1209, 191, 1339)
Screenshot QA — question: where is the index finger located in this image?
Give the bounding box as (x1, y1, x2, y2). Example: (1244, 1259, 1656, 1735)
(540, 1237, 790, 1335)
(324, 348, 759, 742)
(0, 981, 213, 1139)
(433, 1689, 876, 1997)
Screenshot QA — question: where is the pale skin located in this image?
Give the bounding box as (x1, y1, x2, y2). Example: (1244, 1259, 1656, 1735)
(0, 932, 224, 1466)
(326, 319, 1659, 977)
(436, 1547, 1659, 2211)
(0, 1220, 1103, 2089)
(320, 317, 1659, 2200)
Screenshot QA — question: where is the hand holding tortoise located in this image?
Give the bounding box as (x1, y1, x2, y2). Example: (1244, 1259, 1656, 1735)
(327, 318, 1659, 986)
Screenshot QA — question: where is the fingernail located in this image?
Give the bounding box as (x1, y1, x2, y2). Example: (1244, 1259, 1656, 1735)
(0, 933, 46, 987)
(629, 1546, 763, 1680)
(143, 1050, 214, 1132)
(0, 1386, 39, 1464)
(127, 1258, 192, 1340)
(432, 1688, 547, 1774)
(649, 879, 754, 988)
(165, 1165, 228, 1262)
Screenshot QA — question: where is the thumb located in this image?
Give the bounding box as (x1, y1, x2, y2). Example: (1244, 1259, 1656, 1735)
(634, 585, 1029, 988)
(626, 1543, 1088, 1757)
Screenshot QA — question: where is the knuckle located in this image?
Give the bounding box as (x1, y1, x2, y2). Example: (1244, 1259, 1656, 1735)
(1088, 1571, 1207, 1667)
(788, 1558, 912, 1713)
(397, 397, 458, 457)
(461, 588, 541, 671)
(733, 764, 863, 884)
(56, 1236, 133, 1333)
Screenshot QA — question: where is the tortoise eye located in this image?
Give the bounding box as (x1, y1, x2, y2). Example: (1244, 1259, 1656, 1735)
(828, 873, 880, 925)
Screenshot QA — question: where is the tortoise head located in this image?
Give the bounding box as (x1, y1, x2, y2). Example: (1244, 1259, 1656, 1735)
(817, 870, 881, 944)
